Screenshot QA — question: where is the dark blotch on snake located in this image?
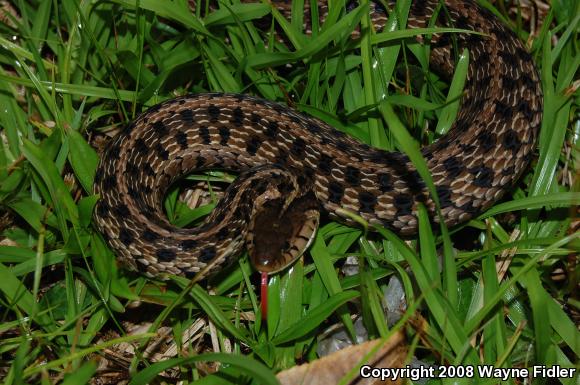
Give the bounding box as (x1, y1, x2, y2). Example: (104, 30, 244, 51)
(180, 239, 198, 250)
(443, 157, 466, 178)
(272, 103, 285, 114)
(521, 73, 536, 89)
(103, 175, 117, 190)
(156, 249, 177, 262)
(358, 191, 377, 213)
(502, 76, 518, 91)
(265, 121, 278, 138)
(107, 143, 121, 160)
(119, 228, 133, 246)
(135, 260, 149, 274)
(317, 154, 333, 175)
(219, 126, 231, 145)
(246, 136, 261, 155)
(125, 163, 139, 175)
(153, 120, 168, 136)
(493, 100, 513, 120)
(250, 179, 268, 195)
(134, 138, 148, 154)
(454, 15, 470, 30)
(458, 200, 478, 215)
(96, 202, 109, 217)
(128, 187, 142, 200)
(464, 33, 484, 47)
(469, 165, 495, 188)
(143, 163, 156, 176)
(176, 131, 188, 149)
(275, 151, 289, 165)
(499, 50, 518, 68)
(345, 166, 361, 186)
(208, 105, 221, 122)
(474, 75, 492, 93)
(290, 138, 306, 156)
(277, 180, 294, 194)
(199, 247, 217, 263)
(195, 155, 206, 168)
(232, 107, 244, 127)
(114, 204, 130, 217)
(250, 113, 261, 124)
(94, 168, 103, 184)
(477, 130, 497, 152)
(216, 227, 229, 241)
(432, 33, 452, 48)
(180, 109, 194, 124)
(501, 165, 515, 176)
(517, 100, 533, 118)
(184, 269, 197, 279)
(336, 141, 349, 152)
(327, 181, 344, 204)
(436, 185, 453, 208)
(394, 194, 414, 216)
(515, 47, 532, 62)
(307, 121, 321, 133)
(143, 229, 159, 242)
(155, 143, 169, 160)
(404, 169, 425, 195)
(410, 0, 427, 17)
(502, 130, 521, 152)
(459, 143, 476, 152)
(199, 126, 211, 144)
(377, 173, 393, 192)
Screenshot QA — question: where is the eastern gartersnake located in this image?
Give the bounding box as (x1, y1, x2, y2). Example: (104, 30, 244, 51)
(94, 0, 542, 279)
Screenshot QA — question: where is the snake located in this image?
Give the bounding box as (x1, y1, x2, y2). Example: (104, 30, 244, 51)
(93, 0, 542, 279)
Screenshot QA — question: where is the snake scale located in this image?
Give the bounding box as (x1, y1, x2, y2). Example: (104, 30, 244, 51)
(94, 0, 542, 279)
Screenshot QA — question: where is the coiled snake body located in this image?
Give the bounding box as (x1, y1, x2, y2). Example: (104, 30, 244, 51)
(94, 0, 542, 279)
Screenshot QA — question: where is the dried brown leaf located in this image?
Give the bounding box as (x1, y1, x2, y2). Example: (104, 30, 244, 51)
(277, 331, 407, 385)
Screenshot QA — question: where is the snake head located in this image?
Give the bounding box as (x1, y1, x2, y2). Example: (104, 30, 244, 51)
(246, 188, 320, 274)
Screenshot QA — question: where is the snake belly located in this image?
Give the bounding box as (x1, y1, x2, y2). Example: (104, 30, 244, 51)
(93, 0, 543, 279)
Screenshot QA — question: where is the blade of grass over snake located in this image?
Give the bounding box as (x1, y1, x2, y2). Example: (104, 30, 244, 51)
(378, 102, 458, 306)
(360, 0, 385, 149)
(478, 192, 580, 218)
(435, 49, 469, 135)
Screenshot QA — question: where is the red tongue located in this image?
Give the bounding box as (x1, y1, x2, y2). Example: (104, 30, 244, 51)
(260, 271, 268, 320)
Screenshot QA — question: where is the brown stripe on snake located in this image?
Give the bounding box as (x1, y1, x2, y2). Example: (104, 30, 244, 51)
(94, 0, 542, 279)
